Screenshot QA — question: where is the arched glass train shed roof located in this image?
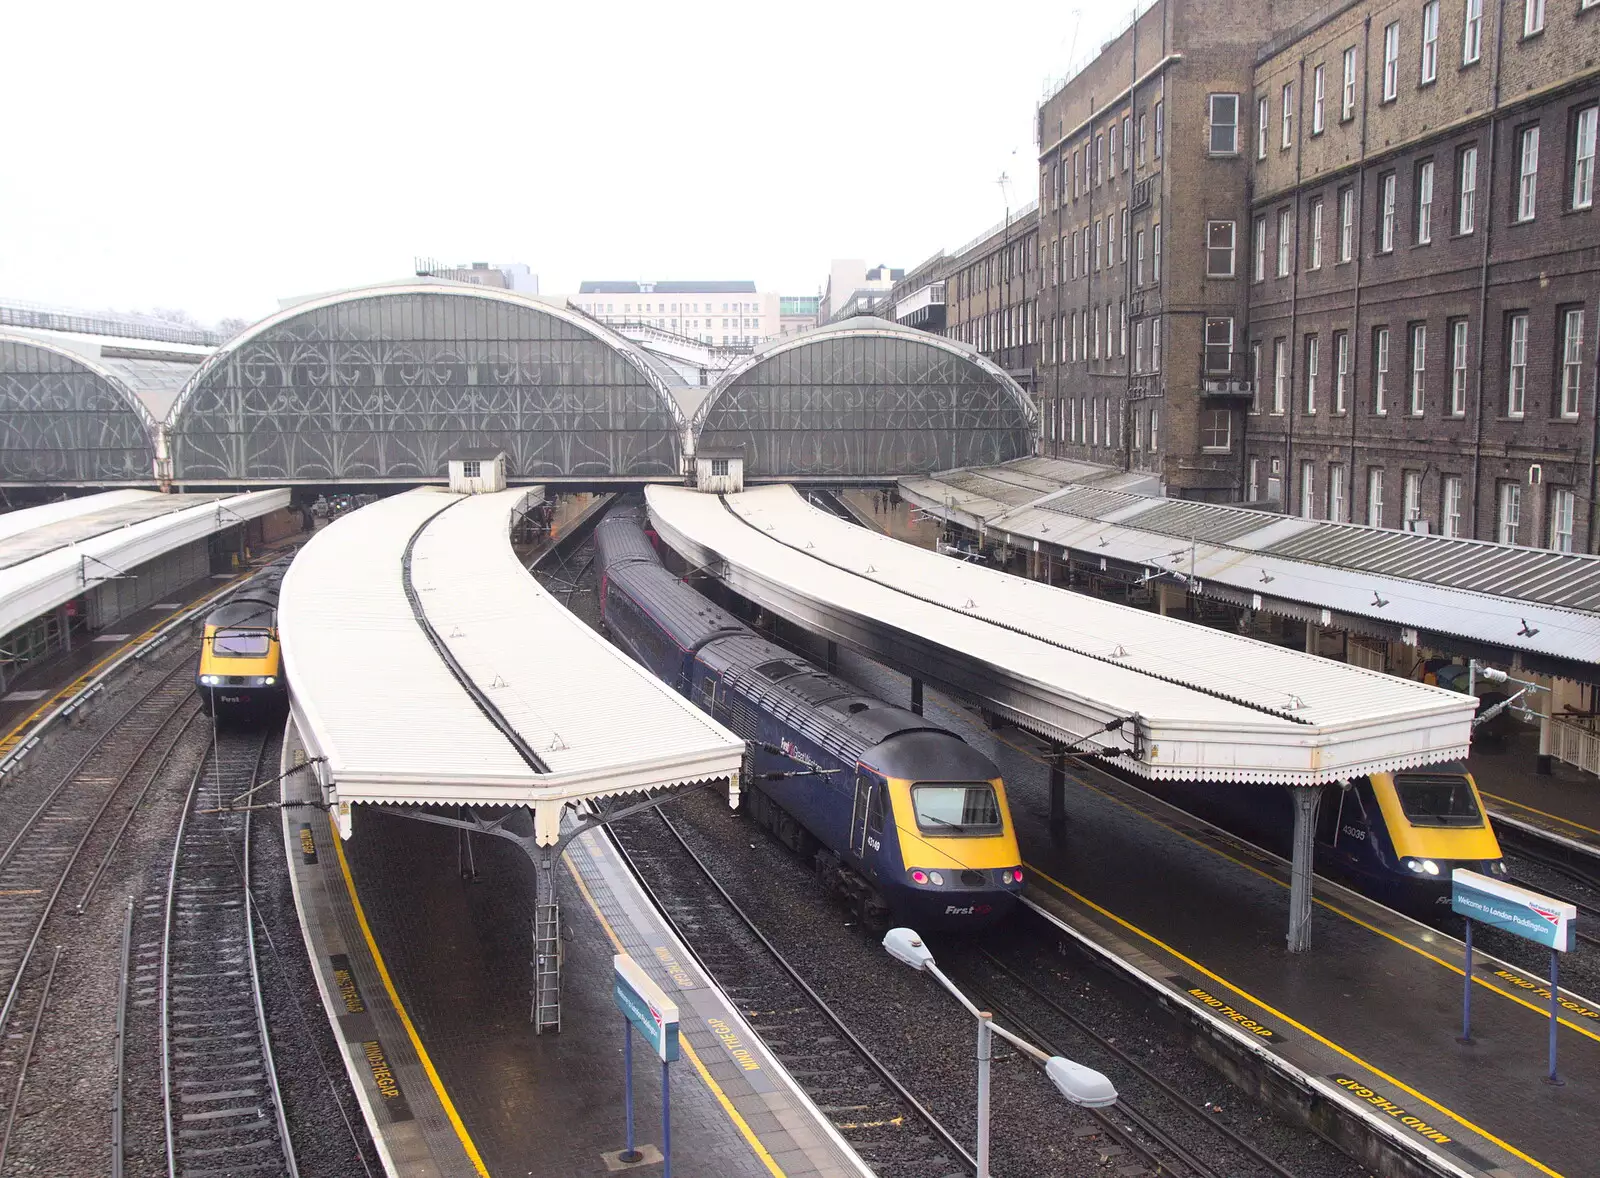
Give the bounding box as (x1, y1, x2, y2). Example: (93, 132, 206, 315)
(692, 317, 1036, 479)
(166, 283, 687, 484)
(0, 329, 182, 485)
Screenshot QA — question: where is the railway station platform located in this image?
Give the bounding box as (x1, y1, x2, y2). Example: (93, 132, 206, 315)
(829, 650, 1594, 1178)
(1468, 735, 1600, 858)
(280, 720, 872, 1178)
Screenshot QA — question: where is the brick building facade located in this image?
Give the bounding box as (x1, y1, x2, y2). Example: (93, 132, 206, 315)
(1033, 0, 1599, 548)
(941, 207, 1042, 398)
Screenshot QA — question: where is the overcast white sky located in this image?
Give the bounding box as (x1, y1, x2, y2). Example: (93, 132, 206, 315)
(1, 0, 1128, 325)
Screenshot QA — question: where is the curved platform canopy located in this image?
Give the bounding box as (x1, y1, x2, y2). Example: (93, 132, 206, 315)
(167, 282, 687, 484)
(691, 317, 1036, 480)
(646, 484, 1477, 786)
(0, 328, 204, 484)
(281, 487, 744, 843)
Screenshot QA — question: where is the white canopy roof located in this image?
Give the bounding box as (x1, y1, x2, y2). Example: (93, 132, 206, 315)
(645, 484, 1477, 785)
(0, 489, 289, 639)
(281, 487, 744, 843)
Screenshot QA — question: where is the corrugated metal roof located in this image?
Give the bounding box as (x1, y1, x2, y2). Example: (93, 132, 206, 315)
(0, 489, 289, 641)
(0, 492, 224, 571)
(646, 485, 1475, 785)
(0, 491, 152, 544)
(281, 488, 744, 830)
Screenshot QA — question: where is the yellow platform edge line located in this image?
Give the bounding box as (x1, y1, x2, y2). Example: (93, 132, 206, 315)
(983, 728, 1600, 1042)
(563, 848, 789, 1178)
(1027, 864, 1565, 1178)
(1482, 791, 1600, 839)
(329, 817, 492, 1178)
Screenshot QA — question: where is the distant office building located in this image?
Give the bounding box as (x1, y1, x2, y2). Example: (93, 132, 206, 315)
(573, 281, 779, 346)
(820, 261, 903, 323)
(414, 260, 539, 293)
(779, 295, 821, 336)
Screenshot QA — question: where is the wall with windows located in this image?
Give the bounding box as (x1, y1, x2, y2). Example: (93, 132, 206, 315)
(1245, 0, 1598, 550)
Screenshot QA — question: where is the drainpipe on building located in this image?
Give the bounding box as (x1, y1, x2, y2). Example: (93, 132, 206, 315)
(1346, 16, 1374, 519)
(1469, 0, 1510, 540)
(1123, 10, 1139, 474)
(1587, 292, 1600, 552)
(1284, 54, 1308, 512)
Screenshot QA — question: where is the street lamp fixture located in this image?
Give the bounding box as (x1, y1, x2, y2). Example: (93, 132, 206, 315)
(882, 928, 1117, 1178)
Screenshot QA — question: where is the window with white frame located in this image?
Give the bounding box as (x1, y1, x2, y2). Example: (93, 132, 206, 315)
(1368, 469, 1386, 527)
(1410, 324, 1427, 414)
(1135, 319, 1148, 371)
(1451, 320, 1469, 415)
(461, 459, 481, 479)
(1375, 327, 1391, 413)
(1155, 100, 1164, 157)
(1123, 115, 1132, 171)
(1273, 337, 1289, 412)
(1251, 343, 1262, 412)
(1281, 82, 1294, 147)
(1092, 397, 1101, 445)
(1249, 457, 1261, 500)
(1071, 311, 1079, 360)
(1562, 308, 1585, 418)
(1342, 47, 1358, 119)
(710, 458, 730, 478)
(1153, 222, 1163, 280)
(1309, 198, 1324, 269)
(1306, 334, 1320, 413)
(1517, 126, 1540, 221)
(1550, 488, 1576, 552)
(1524, 0, 1545, 36)
(1335, 330, 1350, 412)
(1443, 475, 1463, 537)
(1417, 160, 1434, 243)
(1209, 94, 1239, 154)
(1463, 0, 1482, 63)
(1380, 172, 1397, 251)
(1150, 405, 1160, 449)
(1499, 482, 1522, 544)
(1257, 95, 1270, 159)
(1122, 206, 1130, 261)
(1133, 403, 1144, 451)
(1312, 66, 1325, 134)
(1508, 312, 1529, 416)
(1329, 464, 1346, 521)
(1093, 307, 1102, 359)
(1574, 106, 1596, 210)
(1120, 301, 1128, 356)
(1253, 215, 1267, 280)
(1404, 470, 1423, 524)
(1106, 301, 1116, 357)
(1138, 113, 1148, 164)
(1339, 187, 1355, 261)
(1202, 409, 1232, 451)
(1206, 317, 1235, 375)
(1458, 146, 1478, 233)
(1109, 121, 1119, 175)
(1383, 22, 1400, 101)
(1277, 208, 1292, 276)
(1301, 461, 1316, 518)
(1421, 1, 1440, 83)
(1094, 221, 1103, 270)
(1136, 229, 1146, 284)
(1096, 133, 1105, 184)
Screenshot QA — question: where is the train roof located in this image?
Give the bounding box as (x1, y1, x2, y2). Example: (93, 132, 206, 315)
(205, 566, 285, 628)
(594, 506, 663, 571)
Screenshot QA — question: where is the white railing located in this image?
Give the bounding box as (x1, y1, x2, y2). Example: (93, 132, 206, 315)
(1550, 717, 1600, 777)
(951, 201, 1041, 261)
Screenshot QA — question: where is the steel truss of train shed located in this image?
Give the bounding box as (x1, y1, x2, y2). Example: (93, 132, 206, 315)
(645, 483, 1481, 951)
(279, 486, 744, 1029)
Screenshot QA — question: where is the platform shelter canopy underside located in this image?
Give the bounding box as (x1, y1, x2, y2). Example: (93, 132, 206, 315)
(645, 484, 1478, 786)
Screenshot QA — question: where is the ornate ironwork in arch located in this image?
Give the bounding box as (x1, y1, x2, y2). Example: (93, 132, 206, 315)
(167, 286, 685, 482)
(691, 321, 1036, 478)
(0, 334, 159, 484)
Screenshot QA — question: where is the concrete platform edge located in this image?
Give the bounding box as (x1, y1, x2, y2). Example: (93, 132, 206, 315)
(1021, 893, 1494, 1178)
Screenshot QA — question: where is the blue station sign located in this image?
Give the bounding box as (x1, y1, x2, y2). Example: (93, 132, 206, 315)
(1452, 869, 1576, 952)
(613, 953, 680, 1063)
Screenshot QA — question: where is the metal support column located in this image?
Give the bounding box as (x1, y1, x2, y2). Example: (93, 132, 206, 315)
(1537, 714, 1553, 775)
(1049, 746, 1067, 840)
(532, 846, 561, 1032)
(1286, 786, 1323, 953)
(910, 678, 923, 716)
(826, 640, 838, 674)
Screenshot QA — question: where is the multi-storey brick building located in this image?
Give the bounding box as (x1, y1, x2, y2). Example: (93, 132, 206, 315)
(1247, 0, 1599, 548)
(1035, 0, 1598, 543)
(942, 205, 1041, 396)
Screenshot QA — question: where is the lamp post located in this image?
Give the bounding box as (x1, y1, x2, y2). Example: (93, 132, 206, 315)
(883, 928, 1116, 1178)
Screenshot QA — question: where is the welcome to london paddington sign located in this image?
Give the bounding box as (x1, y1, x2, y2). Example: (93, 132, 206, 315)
(1451, 869, 1575, 952)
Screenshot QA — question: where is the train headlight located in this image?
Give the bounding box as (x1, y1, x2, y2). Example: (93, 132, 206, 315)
(1422, 859, 1441, 875)
(1489, 860, 1509, 876)
(929, 870, 945, 886)
(200, 675, 219, 686)
(1404, 858, 1424, 873)
(262, 676, 276, 686)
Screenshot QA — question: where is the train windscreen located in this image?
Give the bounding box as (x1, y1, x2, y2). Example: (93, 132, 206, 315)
(212, 629, 271, 657)
(1393, 773, 1484, 827)
(911, 784, 1002, 835)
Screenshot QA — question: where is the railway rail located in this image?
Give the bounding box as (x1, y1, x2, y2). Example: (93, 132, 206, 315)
(160, 728, 297, 1178)
(608, 806, 977, 1178)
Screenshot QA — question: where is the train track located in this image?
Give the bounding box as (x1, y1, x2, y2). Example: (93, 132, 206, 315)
(608, 807, 976, 1178)
(950, 948, 1306, 1178)
(160, 728, 297, 1178)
